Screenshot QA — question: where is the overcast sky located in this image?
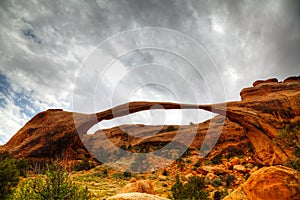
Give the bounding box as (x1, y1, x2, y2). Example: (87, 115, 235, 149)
(0, 0, 299, 144)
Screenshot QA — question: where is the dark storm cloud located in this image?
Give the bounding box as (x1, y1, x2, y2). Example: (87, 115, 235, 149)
(0, 0, 299, 144)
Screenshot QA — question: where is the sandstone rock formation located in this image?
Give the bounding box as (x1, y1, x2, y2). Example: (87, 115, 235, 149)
(224, 166, 300, 200)
(121, 180, 154, 194)
(0, 109, 90, 161)
(252, 78, 278, 87)
(223, 187, 248, 200)
(0, 77, 299, 168)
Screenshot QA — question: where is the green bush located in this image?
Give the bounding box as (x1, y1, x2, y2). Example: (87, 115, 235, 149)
(123, 171, 131, 178)
(186, 159, 192, 164)
(14, 159, 30, 177)
(171, 175, 209, 200)
(285, 158, 300, 171)
(212, 179, 223, 187)
(225, 174, 235, 187)
(211, 154, 222, 164)
(274, 124, 300, 171)
(12, 163, 90, 200)
(244, 173, 251, 181)
(225, 147, 244, 159)
(213, 190, 228, 200)
(111, 172, 131, 180)
(274, 124, 299, 154)
(194, 160, 202, 168)
(73, 158, 95, 171)
(0, 159, 20, 199)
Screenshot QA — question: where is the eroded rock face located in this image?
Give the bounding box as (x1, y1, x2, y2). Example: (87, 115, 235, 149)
(217, 79, 300, 165)
(283, 76, 300, 83)
(243, 166, 300, 200)
(0, 110, 91, 161)
(252, 78, 278, 87)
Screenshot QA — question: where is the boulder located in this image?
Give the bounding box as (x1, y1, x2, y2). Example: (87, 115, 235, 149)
(200, 165, 227, 175)
(242, 166, 300, 200)
(233, 165, 247, 173)
(225, 166, 300, 200)
(229, 157, 241, 166)
(158, 175, 167, 181)
(223, 187, 248, 200)
(121, 180, 154, 194)
(129, 177, 137, 183)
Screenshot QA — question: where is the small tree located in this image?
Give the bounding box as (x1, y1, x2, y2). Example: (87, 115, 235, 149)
(0, 159, 20, 199)
(73, 158, 94, 171)
(171, 175, 209, 200)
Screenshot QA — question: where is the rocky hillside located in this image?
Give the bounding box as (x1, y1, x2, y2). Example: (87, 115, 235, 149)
(1, 76, 299, 166)
(0, 76, 299, 200)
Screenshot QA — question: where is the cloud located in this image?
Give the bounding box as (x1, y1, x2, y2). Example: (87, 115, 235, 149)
(0, 0, 299, 144)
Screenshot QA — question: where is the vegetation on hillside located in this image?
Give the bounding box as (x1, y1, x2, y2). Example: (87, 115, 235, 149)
(171, 175, 209, 200)
(11, 163, 90, 200)
(273, 123, 300, 171)
(0, 159, 20, 199)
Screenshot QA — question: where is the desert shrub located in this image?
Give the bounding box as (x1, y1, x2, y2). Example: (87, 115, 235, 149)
(204, 160, 212, 165)
(111, 172, 131, 180)
(225, 174, 235, 187)
(274, 124, 299, 153)
(178, 163, 185, 171)
(73, 158, 95, 171)
(248, 142, 254, 154)
(275, 124, 300, 171)
(285, 158, 300, 171)
(176, 157, 183, 163)
(225, 147, 244, 159)
(212, 179, 223, 187)
(182, 148, 193, 158)
(0, 151, 9, 160)
(12, 163, 90, 200)
(14, 159, 30, 177)
(0, 159, 20, 199)
(162, 169, 168, 176)
(103, 168, 108, 176)
(92, 169, 108, 178)
(213, 189, 228, 200)
(211, 154, 222, 164)
(123, 171, 132, 178)
(244, 173, 251, 180)
(171, 175, 209, 200)
(294, 146, 300, 157)
(194, 160, 202, 168)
